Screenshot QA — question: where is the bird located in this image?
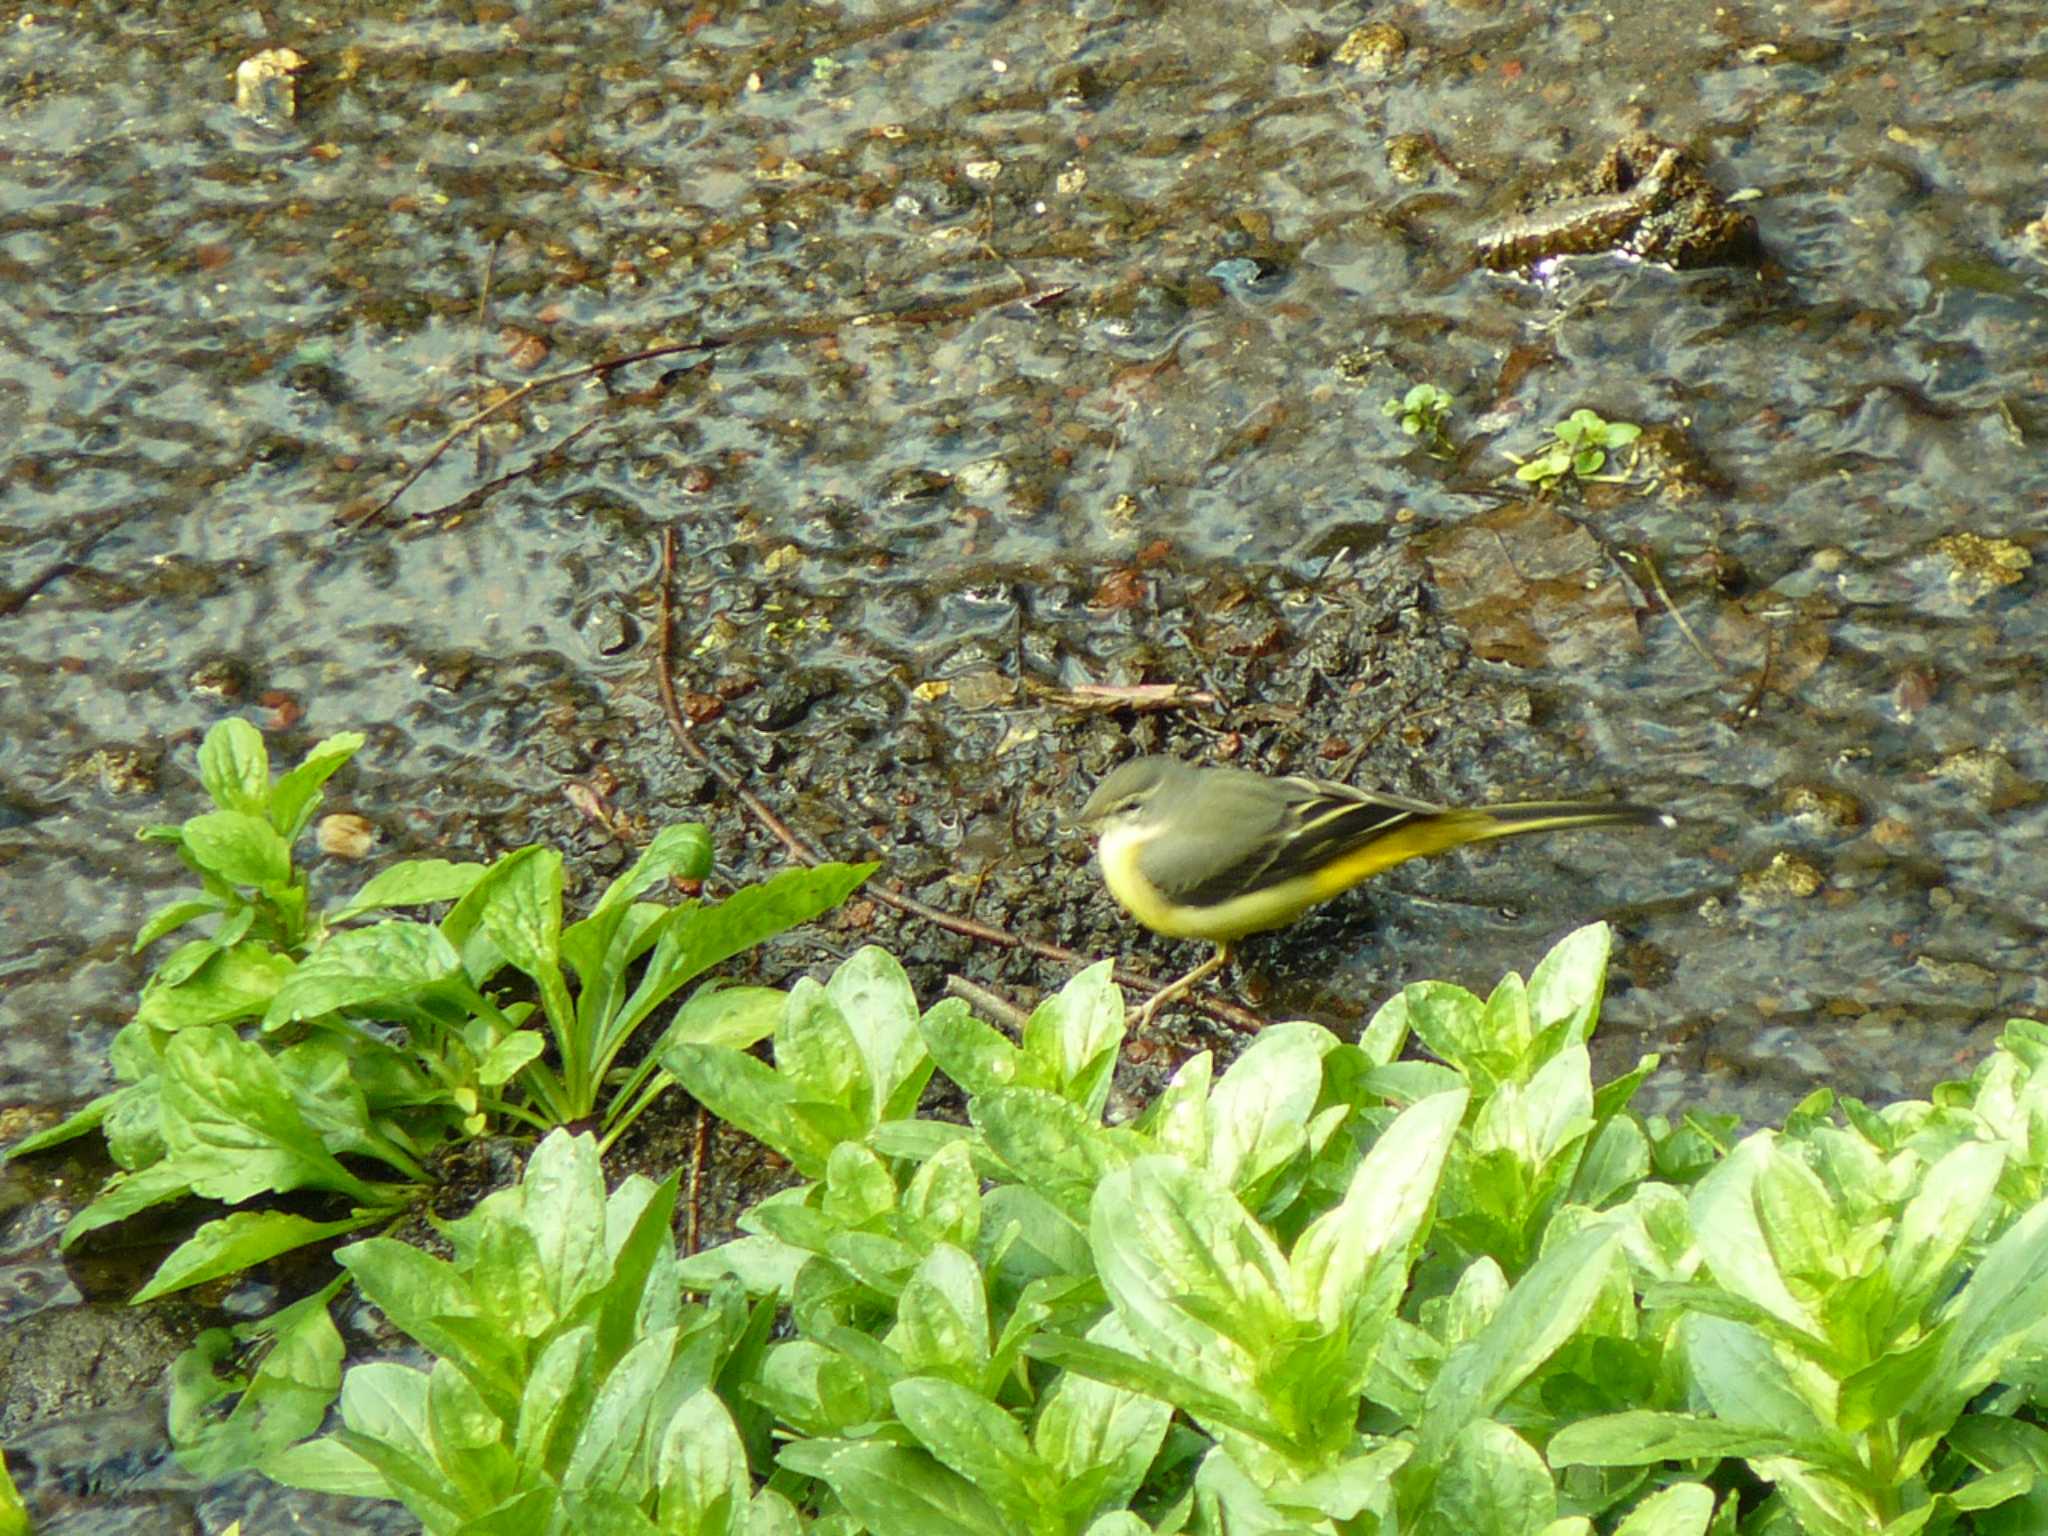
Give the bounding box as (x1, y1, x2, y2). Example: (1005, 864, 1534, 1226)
(1076, 754, 1673, 1022)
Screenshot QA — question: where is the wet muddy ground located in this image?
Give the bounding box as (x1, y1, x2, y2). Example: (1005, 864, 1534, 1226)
(4, 0, 2047, 1526)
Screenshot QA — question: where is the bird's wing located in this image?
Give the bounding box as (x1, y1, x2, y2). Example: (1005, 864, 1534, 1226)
(1140, 773, 1445, 908)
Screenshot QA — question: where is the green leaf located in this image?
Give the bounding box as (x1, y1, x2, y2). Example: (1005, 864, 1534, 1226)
(1293, 1089, 1467, 1383)
(3, 1086, 122, 1163)
(475, 846, 571, 1017)
(614, 863, 877, 1050)
(1415, 1225, 1625, 1466)
(899, 1139, 981, 1253)
(1206, 1023, 1334, 1198)
(259, 1432, 391, 1498)
(654, 1390, 750, 1535)
(824, 1142, 897, 1228)
(1612, 1483, 1717, 1536)
(335, 1361, 465, 1524)
(479, 1029, 548, 1087)
(828, 947, 932, 1123)
(138, 942, 296, 1031)
(1033, 1317, 1173, 1515)
(158, 1026, 388, 1204)
(1021, 959, 1125, 1117)
(1882, 1140, 2002, 1329)
(777, 980, 865, 1113)
(330, 859, 489, 922)
(171, 1278, 347, 1480)
(135, 897, 226, 953)
(1527, 923, 1609, 1043)
(889, 1243, 990, 1376)
(890, 1377, 1048, 1520)
(919, 997, 1032, 1099)
(1678, 1314, 1841, 1459)
(1689, 1135, 1820, 1336)
(1751, 1143, 1847, 1290)
(199, 718, 271, 815)
(776, 1441, 1014, 1536)
(1092, 1156, 1293, 1413)
(1911, 1198, 2048, 1434)
(136, 1208, 378, 1303)
(665, 1043, 838, 1178)
(1425, 1419, 1555, 1536)
(262, 921, 462, 1028)
(269, 731, 366, 841)
(657, 984, 787, 1053)
(182, 810, 294, 891)
(1548, 1411, 1809, 1467)
(61, 1161, 198, 1246)
(975, 1087, 1136, 1213)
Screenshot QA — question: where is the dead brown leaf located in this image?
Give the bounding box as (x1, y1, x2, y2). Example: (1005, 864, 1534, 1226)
(1421, 500, 1640, 668)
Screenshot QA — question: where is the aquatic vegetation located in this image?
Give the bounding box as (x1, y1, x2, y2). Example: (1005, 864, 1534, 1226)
(12, 731, 2048, 1534)
(1509, 408, 1644, 490)
(1383, 382, 1456, 456)
(4, 720, 871, 1309)
(208, 929, 2048, 1533)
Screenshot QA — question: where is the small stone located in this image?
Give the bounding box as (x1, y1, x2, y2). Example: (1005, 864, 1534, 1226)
(317, 813, 377, 859)
(1780, 782, 1862, 836)
(1892, 663, 1938, 722)
(880, 467, 952, 503)
(1334, 22, 1407, 74)
(954, 457, 1013, 500)
(1934, 747, 2033, 809)
(1931, 531, 2029, 605)
(234, 47, 309, 125)
(81, 746, 160, 797)
(186, 658, 249, 701)
(1386, 133, 1436, 184)
(1739, 851, 1825, 903)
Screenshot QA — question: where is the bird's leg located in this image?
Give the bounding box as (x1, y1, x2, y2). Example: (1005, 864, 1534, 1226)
(1134, 942, 1232, 1027)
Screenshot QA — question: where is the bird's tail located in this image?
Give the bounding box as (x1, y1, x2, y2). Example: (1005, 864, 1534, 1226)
(1459, 800, 1675, 838)
(1313, 800, 1673, 894)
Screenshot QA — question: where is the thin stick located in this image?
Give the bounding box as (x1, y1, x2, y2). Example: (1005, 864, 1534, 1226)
(1620, 544, 1724, 674)
(1728, 622, 1776, 727)
(685, 1104, 709, 1255)
(654, 530, 1268, 1034)
(470, 237, 499, 479)
(946, 974, 1033, 1031)
(348, 283, 1074, 532)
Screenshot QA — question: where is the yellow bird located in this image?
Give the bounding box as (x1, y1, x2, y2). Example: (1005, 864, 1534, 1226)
(1077, 755, 1673, 1020)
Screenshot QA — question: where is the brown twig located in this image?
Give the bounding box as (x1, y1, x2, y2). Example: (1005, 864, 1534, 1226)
(1023, 680, 1223, 714)
(1617, 544, 1724, 675)
(1728, 622, 1776, 728)
(654, 529, 1268, 1033)
(470, 237, 499, 479)
(347, 283, 1074, 533)
(685, 1103, 709, 1255)
(945, 974, 1033, 1031)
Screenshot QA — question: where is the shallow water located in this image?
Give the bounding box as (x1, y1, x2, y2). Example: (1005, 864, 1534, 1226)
(4, 0, 2047, 1522)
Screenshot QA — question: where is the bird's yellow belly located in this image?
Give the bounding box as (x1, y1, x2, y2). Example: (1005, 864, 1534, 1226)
(1096, 823, 1323, 942)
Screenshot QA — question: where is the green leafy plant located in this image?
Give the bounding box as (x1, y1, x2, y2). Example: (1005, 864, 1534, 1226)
(37, 902, 2048, 1535)
(1508, 408, 1643, 489)
(1383, 382, 1456, 455)
(249, 1130, 795, 1535)
(3, 719, 873, 1477)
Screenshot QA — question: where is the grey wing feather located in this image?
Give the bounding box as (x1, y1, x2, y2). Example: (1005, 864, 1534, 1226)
(1136, 771, 1445, 908)
(1130, 771, 1295, 904)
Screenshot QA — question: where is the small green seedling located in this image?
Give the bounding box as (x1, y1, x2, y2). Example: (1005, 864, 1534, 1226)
(1508, 407, 1642, 489)
(1383, 382, 1456, 454)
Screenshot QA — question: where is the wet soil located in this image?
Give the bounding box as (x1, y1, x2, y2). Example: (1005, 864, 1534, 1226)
(4, 0, 2048, 1526)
